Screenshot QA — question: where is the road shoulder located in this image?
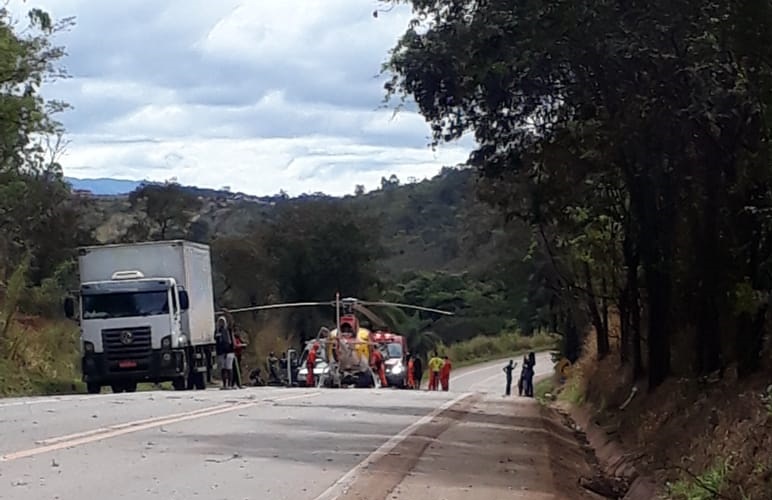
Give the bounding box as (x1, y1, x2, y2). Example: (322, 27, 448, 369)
(336, 392, 603, 500)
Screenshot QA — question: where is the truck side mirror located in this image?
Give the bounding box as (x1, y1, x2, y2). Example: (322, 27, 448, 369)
(179, 290, 190, 311)
(63, 297, 75, 319)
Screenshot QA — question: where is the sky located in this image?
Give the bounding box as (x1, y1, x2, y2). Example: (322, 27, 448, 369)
(11, 0, 475, 196)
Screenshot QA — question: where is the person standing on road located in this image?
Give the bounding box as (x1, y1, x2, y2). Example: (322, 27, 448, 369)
(440, 355, 452, 391)
(503, 359, 517, 396)
(518, 354, 528, 396)
(306, 343, 318, 387)
(231, 332, 247, 389)
(412, 355, 423, 389)
(371, 347, 388, 387)
(215, 316, 235, 390)
(428, 352, 443, 391)
(406, 353, 416, 389)
(524, 354, 535, 397)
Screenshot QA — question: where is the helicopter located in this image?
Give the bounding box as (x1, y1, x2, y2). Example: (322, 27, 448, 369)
(219, 293, 453, 388)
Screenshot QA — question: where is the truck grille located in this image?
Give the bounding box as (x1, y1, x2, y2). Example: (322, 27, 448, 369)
(101, 326, 152, 366)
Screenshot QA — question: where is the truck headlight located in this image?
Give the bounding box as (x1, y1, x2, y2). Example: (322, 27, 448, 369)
(177, 334, 188, 346)
(390, 364, 403, 375)
(161, 336, 171, 348)
(84, 341, 94, 353)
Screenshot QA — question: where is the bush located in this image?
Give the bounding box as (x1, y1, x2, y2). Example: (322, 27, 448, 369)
(443, 331, 559, 365)
(0, 259, 81, 396)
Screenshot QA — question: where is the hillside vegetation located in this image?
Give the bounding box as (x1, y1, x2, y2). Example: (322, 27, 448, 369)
(4, 2, 771, 496)
(0, 4, 549, 395)
(379, 1, 772, 498)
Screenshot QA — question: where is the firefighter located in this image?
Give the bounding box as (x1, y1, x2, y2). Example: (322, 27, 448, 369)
(406, 353, 416, 389)
(306, 343, 319, 387)
(440, 355, 452, 391)
(371, 347, 388, 387)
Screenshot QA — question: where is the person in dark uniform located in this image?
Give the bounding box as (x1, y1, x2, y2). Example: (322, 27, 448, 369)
(412, 354, 423, 390)
(503, 359, 516, 396)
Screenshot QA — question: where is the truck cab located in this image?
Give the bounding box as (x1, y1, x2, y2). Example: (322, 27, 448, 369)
(64, 241, 216, 394)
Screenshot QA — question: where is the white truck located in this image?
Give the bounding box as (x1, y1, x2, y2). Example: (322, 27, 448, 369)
(64, 240, 216, 394)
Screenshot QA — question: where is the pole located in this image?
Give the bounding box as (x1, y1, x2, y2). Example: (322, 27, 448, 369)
(287, 348, 295, 386)
(335, 292, 341, 333)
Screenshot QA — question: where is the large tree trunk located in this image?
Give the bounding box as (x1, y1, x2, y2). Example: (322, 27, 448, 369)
(619, 290, 629, 365)
(736, 217, 769, 377)
(627, 159, 673, 390)
(583, 261, 610, 359)
(695, 161, 722, 375)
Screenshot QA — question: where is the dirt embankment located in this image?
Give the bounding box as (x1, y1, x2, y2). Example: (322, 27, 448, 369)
(551, 343, 772, 500)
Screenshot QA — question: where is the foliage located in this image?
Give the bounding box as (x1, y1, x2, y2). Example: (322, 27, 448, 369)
(125, 182, 203, 241)
(382, 0, 772, 389)
(0, 8, 86, 284)
(210, 199, 386, 343)
(534, 377, 556, 405)
(0, 258, 81, 396)
(442, 331, 558, 366)
(667, 459, 731, 500)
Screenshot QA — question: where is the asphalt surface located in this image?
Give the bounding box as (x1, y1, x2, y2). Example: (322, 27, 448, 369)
(0, 353, 553, 500)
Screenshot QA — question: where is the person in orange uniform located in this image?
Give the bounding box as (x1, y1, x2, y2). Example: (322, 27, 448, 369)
(406, 353, 416, 389)
(306, 343, 318, 387)
(371, 347, 388, 387)
(440, 355, 452, 391)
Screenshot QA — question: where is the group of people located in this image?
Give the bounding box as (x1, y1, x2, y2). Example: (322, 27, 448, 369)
(214, 316, 248, 390)
(404, 352, 451, 391)
(502, 352, 536, 397)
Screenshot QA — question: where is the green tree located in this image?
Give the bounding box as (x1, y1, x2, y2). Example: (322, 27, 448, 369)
(126, 182, 202, 240)
(0, 9, 83, 284)
(382, 0, 772, 388)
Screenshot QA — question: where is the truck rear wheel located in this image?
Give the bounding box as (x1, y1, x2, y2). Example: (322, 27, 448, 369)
(86, 383, 101, 394)
(192, 371, 206, 390)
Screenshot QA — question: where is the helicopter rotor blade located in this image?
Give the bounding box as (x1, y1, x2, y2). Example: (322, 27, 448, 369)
(352, 303, 388, 327)
(358, 301, 454, 316)
(219, 301, 334, 315)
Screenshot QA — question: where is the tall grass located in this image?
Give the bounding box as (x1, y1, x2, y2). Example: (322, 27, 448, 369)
(442, 331, 559, 365)
(0, 259, 82, 397)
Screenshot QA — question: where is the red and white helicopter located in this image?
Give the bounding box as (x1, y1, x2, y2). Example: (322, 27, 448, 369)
(223, 294, 452, 388)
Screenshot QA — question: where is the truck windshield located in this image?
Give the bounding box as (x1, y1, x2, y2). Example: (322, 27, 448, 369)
(82, 291, 169, 319)
(385, 343, 403, 359)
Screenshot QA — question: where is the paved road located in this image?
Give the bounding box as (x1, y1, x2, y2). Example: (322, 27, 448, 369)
(0, 353, 553, 500)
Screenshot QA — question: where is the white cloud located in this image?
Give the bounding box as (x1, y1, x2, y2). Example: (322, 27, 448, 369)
(13, 0, 475, 196)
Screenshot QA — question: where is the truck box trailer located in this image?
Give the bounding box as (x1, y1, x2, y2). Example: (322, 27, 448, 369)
(64, 240, 216, 394)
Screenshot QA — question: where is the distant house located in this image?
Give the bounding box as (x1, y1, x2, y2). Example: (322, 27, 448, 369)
(72, 189, 94, 198)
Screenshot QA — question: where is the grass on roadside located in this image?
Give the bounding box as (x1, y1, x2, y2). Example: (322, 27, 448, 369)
(442, 331, 559, 366)
(535, 377, 557, 404)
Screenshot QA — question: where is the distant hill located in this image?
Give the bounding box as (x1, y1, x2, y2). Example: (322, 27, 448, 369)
(65, 177, 143, 195)
(85, 167, 511, 277)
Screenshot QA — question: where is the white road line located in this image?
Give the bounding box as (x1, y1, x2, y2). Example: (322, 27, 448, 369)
(313, 391, 473, 500)
(1, 391, 321, 462)
(0, 385, 294, 409)
(35, 403, 237, 445)
(0, 396, 92, 409)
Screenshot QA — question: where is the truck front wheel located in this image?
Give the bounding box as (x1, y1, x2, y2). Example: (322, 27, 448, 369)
(86, 383, 101, 394)
(172, 377, 187, 391)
